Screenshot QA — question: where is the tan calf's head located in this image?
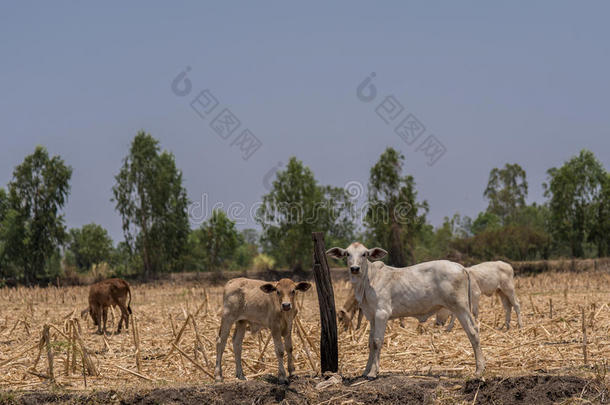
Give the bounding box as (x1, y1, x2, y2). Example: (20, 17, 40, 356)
(260, 278, 311, 311)
(326, 242, 387, 276)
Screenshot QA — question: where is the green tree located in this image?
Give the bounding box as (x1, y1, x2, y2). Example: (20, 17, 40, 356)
(199, 209, 241, 272)
(365, 148, 428, 267)
(112, 131, 190, 275)
(452, 225, 550, 261)
(0, 188, 7, 220)
(512, 203, 549, 232)
(232, 229, 259, 270)
(110, 241, 134, 276)
(3, 146, 72, 284)
(484, 163, 528, 224)
(240, 228, 259, 246)
(257, 157, 354, 270)
(471, 211, 502, 235)
(320, 185, 356, 249)
(68, 224, 113, 271)
(0, 188, 12, 277)
(589, 173, 610, 257)
(544, 150, 606, 258)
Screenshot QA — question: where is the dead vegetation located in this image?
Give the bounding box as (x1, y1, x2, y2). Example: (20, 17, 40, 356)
(0, 269, 609, 403)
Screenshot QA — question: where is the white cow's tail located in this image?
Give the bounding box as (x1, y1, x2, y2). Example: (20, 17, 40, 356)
(463, 267, 472, 314)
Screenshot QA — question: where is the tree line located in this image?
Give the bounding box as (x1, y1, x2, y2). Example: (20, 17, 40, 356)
(0, 131, 608, 285)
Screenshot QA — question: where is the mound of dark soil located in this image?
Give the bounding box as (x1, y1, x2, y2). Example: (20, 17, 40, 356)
(2, 373, 604, 405)
(463, 375, 602, 404)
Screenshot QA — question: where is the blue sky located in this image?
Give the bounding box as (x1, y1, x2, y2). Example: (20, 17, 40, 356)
(1, 1, 609, 242)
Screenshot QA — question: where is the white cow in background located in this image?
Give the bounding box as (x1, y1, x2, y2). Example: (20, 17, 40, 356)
(437, 261, 522, 331)
(327, 242, 485, 378)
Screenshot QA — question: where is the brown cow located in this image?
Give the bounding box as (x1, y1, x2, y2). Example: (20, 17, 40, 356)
(338, 289, 405, 332)
(215, 277, 311, 384)
(337, 289, 363, 332)
(81, 278, 132, 335)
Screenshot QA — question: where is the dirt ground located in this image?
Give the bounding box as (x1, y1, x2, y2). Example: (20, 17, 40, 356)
(1, 267, 609, 404)
(2, 373, 606, 404)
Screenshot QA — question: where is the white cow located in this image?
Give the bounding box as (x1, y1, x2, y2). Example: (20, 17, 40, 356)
(214, 277, 311, 384)
(327, 242, 485, 378)
(437, 261, 522, 331)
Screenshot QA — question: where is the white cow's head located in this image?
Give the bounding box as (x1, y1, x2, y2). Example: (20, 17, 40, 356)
(326, 242, 387, 277)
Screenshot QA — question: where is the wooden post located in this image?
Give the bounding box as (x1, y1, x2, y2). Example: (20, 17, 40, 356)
(311, 232, 338, 374)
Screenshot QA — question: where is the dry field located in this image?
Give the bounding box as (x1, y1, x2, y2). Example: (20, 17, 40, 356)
(0, 269, 609, 404)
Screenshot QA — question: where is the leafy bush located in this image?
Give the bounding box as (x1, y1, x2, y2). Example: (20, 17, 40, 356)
(452, 225, 550, 261)
(252, 254, 276, 272)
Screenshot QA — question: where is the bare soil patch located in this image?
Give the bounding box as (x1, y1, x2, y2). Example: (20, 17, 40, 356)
(2, 374, 604, 404)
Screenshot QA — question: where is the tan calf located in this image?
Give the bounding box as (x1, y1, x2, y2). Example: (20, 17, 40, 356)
(214, 278, 311, 384)
(81, 278, 132, 335)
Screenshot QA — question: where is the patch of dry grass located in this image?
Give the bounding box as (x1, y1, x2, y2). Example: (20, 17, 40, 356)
(0, 270, 609, 393)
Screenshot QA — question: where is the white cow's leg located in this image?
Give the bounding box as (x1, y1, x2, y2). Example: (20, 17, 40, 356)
(284, 327, 295, 377)
(472, 291, 481, 320)
(455, 309, 485, 377)
(363, 317, 375, 376)
(215, 315, 234, 382)
(505, 288, 523, 328)
(366, 311, 388, 379)
(232, 320, 247, 380)
(498, 293, 512, 330)
(271, 329, 288, 384)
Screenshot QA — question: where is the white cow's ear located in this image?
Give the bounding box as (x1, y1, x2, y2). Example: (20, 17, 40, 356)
(367, 247, 387, 260)
(295, 282, 311, 292)
(260, 283, 277, 294)
(326, 247, 346, 258)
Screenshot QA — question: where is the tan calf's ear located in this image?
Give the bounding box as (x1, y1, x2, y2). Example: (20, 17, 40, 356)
(80, 308, 89, 319)
(326, 247, 346, 258)
(367, 247, 387, 260)
(260, 283, 277, 294)
(295, 282, 311, 292)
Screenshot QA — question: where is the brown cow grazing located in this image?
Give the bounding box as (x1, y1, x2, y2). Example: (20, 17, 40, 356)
(338, 289, 364, 332)
(81, 278, 132, 335)
(215, 278, 311, 384)
(338, 289, 405, 332)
